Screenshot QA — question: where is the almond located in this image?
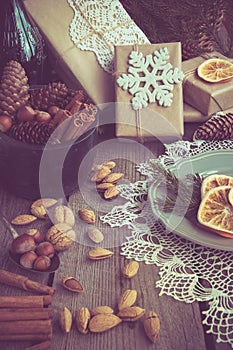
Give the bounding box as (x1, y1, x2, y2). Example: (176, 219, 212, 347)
(87, 226, 104, 243)
(90, 306, 114, 316)
(117, 306, 145, 321)
(96, 182, 115, 192)
(144, 311, 160, 343)
(88, 247, 114, 260)
(104, 186, 119, 199)
(122, 260, 139, 278)
(31, 198, 57, 208)
(89, 313, 122, 333)
(59, 306, 73, 333)
(90, 166, 111, 182)
(102, 172, 124, 184)
(11, 214, 37, 225)
(78, 209, 96, 224)
(102, 161, 116, 169)
(118, 289, 137, 311)
(62, 276, 84, 293)
(30, 205, 48, 219)
(75, 307, 91, 334)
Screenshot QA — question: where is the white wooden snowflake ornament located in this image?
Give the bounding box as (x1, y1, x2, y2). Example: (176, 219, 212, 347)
(117, 47, 184, 110)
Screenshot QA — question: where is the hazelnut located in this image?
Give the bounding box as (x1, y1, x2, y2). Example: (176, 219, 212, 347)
(10, 234, 36, 254)
(19, 251, 38, 269)
(0, 115, 13, 132)
(36, 241, 55, 258)
(33, 255, 51, 271)
(36, 111, 52, 123)
(16, 105, 36, 121)
(48, 105, 60, 117)
(24, 228, 43, 243)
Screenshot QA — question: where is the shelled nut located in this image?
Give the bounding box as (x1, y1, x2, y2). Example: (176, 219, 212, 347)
(62, 276, 84, 293)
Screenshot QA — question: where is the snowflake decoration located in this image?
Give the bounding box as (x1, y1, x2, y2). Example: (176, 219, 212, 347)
(117, 47, 184, 110)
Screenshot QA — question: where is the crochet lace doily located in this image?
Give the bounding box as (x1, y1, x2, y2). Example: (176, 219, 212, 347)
(101, 139, 233, 348)
(67, 0, 149, 73)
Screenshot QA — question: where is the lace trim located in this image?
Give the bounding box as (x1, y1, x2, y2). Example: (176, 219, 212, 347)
(67, 0, 150, 73)
(101, 140, 233, 348)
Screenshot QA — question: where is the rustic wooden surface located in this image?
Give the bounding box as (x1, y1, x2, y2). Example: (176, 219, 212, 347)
(0, 122, 231, 350)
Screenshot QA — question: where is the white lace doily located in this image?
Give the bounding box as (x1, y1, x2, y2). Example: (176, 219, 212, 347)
(101, 139, 233, 348)
(67, 0, 149, 73)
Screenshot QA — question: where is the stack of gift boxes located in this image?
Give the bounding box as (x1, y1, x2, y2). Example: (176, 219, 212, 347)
(22, 0, 233, 142)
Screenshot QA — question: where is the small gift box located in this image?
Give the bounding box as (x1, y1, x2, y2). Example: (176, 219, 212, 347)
(23, 0, 149, 105)
(182, 51, 233, 116)
(115, 42, 184, 142)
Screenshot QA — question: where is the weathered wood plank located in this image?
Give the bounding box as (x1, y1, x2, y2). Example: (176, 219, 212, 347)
(0, 186, 54, 350)
(49, 138, 207, 350)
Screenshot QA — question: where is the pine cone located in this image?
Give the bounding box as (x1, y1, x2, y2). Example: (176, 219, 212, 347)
(182, 39, 199, 60)
(30, 82, 74, 111)
(0, 60, 30, 118)
(198, 32, 215, 52)
(193, 112, 233, 141)
(8, 121, 55, 145)
(205, 0, 225, 32)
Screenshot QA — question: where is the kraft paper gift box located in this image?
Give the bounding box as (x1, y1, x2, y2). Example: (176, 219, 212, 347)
(183, 103, 209, 123)
(182, 52, 233, 116)
(23, 0, 149, 106)
(115, 42, 184, 142)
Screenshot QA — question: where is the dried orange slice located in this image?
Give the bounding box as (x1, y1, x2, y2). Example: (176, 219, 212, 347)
(197, 185, 233, 238)
(201, 174, 233, 198)
(197, 58, 233, 83)
(228, 187, 233, 206)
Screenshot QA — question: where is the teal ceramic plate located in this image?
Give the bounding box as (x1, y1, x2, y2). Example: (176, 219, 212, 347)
(148, 149, 233, 251)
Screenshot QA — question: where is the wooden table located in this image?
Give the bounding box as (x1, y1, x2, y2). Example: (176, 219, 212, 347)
(0, 122, 231, 350)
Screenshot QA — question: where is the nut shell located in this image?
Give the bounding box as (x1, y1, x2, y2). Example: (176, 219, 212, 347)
(75, 307, 90, 334)
(62, 276, 83, 293)
(59, 306, 73, 333)
(49, 205, 75, 227)
(45, 223, 75, 251)
(78, 209, 96, 224)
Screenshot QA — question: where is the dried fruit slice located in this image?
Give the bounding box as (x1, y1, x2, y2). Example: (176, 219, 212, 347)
(197, 185, 233, 238)
(197, 58, 233, 83)
(228, 187, 233, 206)
(201, 174, 233, 198)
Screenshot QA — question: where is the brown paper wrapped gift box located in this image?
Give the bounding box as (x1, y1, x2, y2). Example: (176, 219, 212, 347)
(183, 103, 209, 123)
(23, 0, 114, 105)
(115, 42, 184, 142)
(183, 51, 233, 116)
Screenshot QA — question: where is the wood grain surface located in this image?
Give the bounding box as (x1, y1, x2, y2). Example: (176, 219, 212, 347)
(0, 123, 231, 350)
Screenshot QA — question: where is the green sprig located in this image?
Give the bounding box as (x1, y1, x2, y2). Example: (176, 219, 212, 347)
(150, 162, 203, 217)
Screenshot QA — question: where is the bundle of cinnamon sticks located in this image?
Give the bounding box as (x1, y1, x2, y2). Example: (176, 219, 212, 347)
(0, 295, 54, 345)
(0, 269, 55, 348)
(51, 91, 98, 143)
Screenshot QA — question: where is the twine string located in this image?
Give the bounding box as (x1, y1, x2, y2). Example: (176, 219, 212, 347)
(183, 52, 233, 111)
(71, 1, 133, 54)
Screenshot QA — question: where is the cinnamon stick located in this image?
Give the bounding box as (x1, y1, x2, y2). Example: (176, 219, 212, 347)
(0, 295, 52, 308)
(24, 340, 51, 350)
(0, 319, 52, 334)
(65, 90, 88, 111)
(0, 307, 54, 321)
(0, 333, 52, 341)
(0, 269, 55, 295)
(60, 103, 97, 142)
